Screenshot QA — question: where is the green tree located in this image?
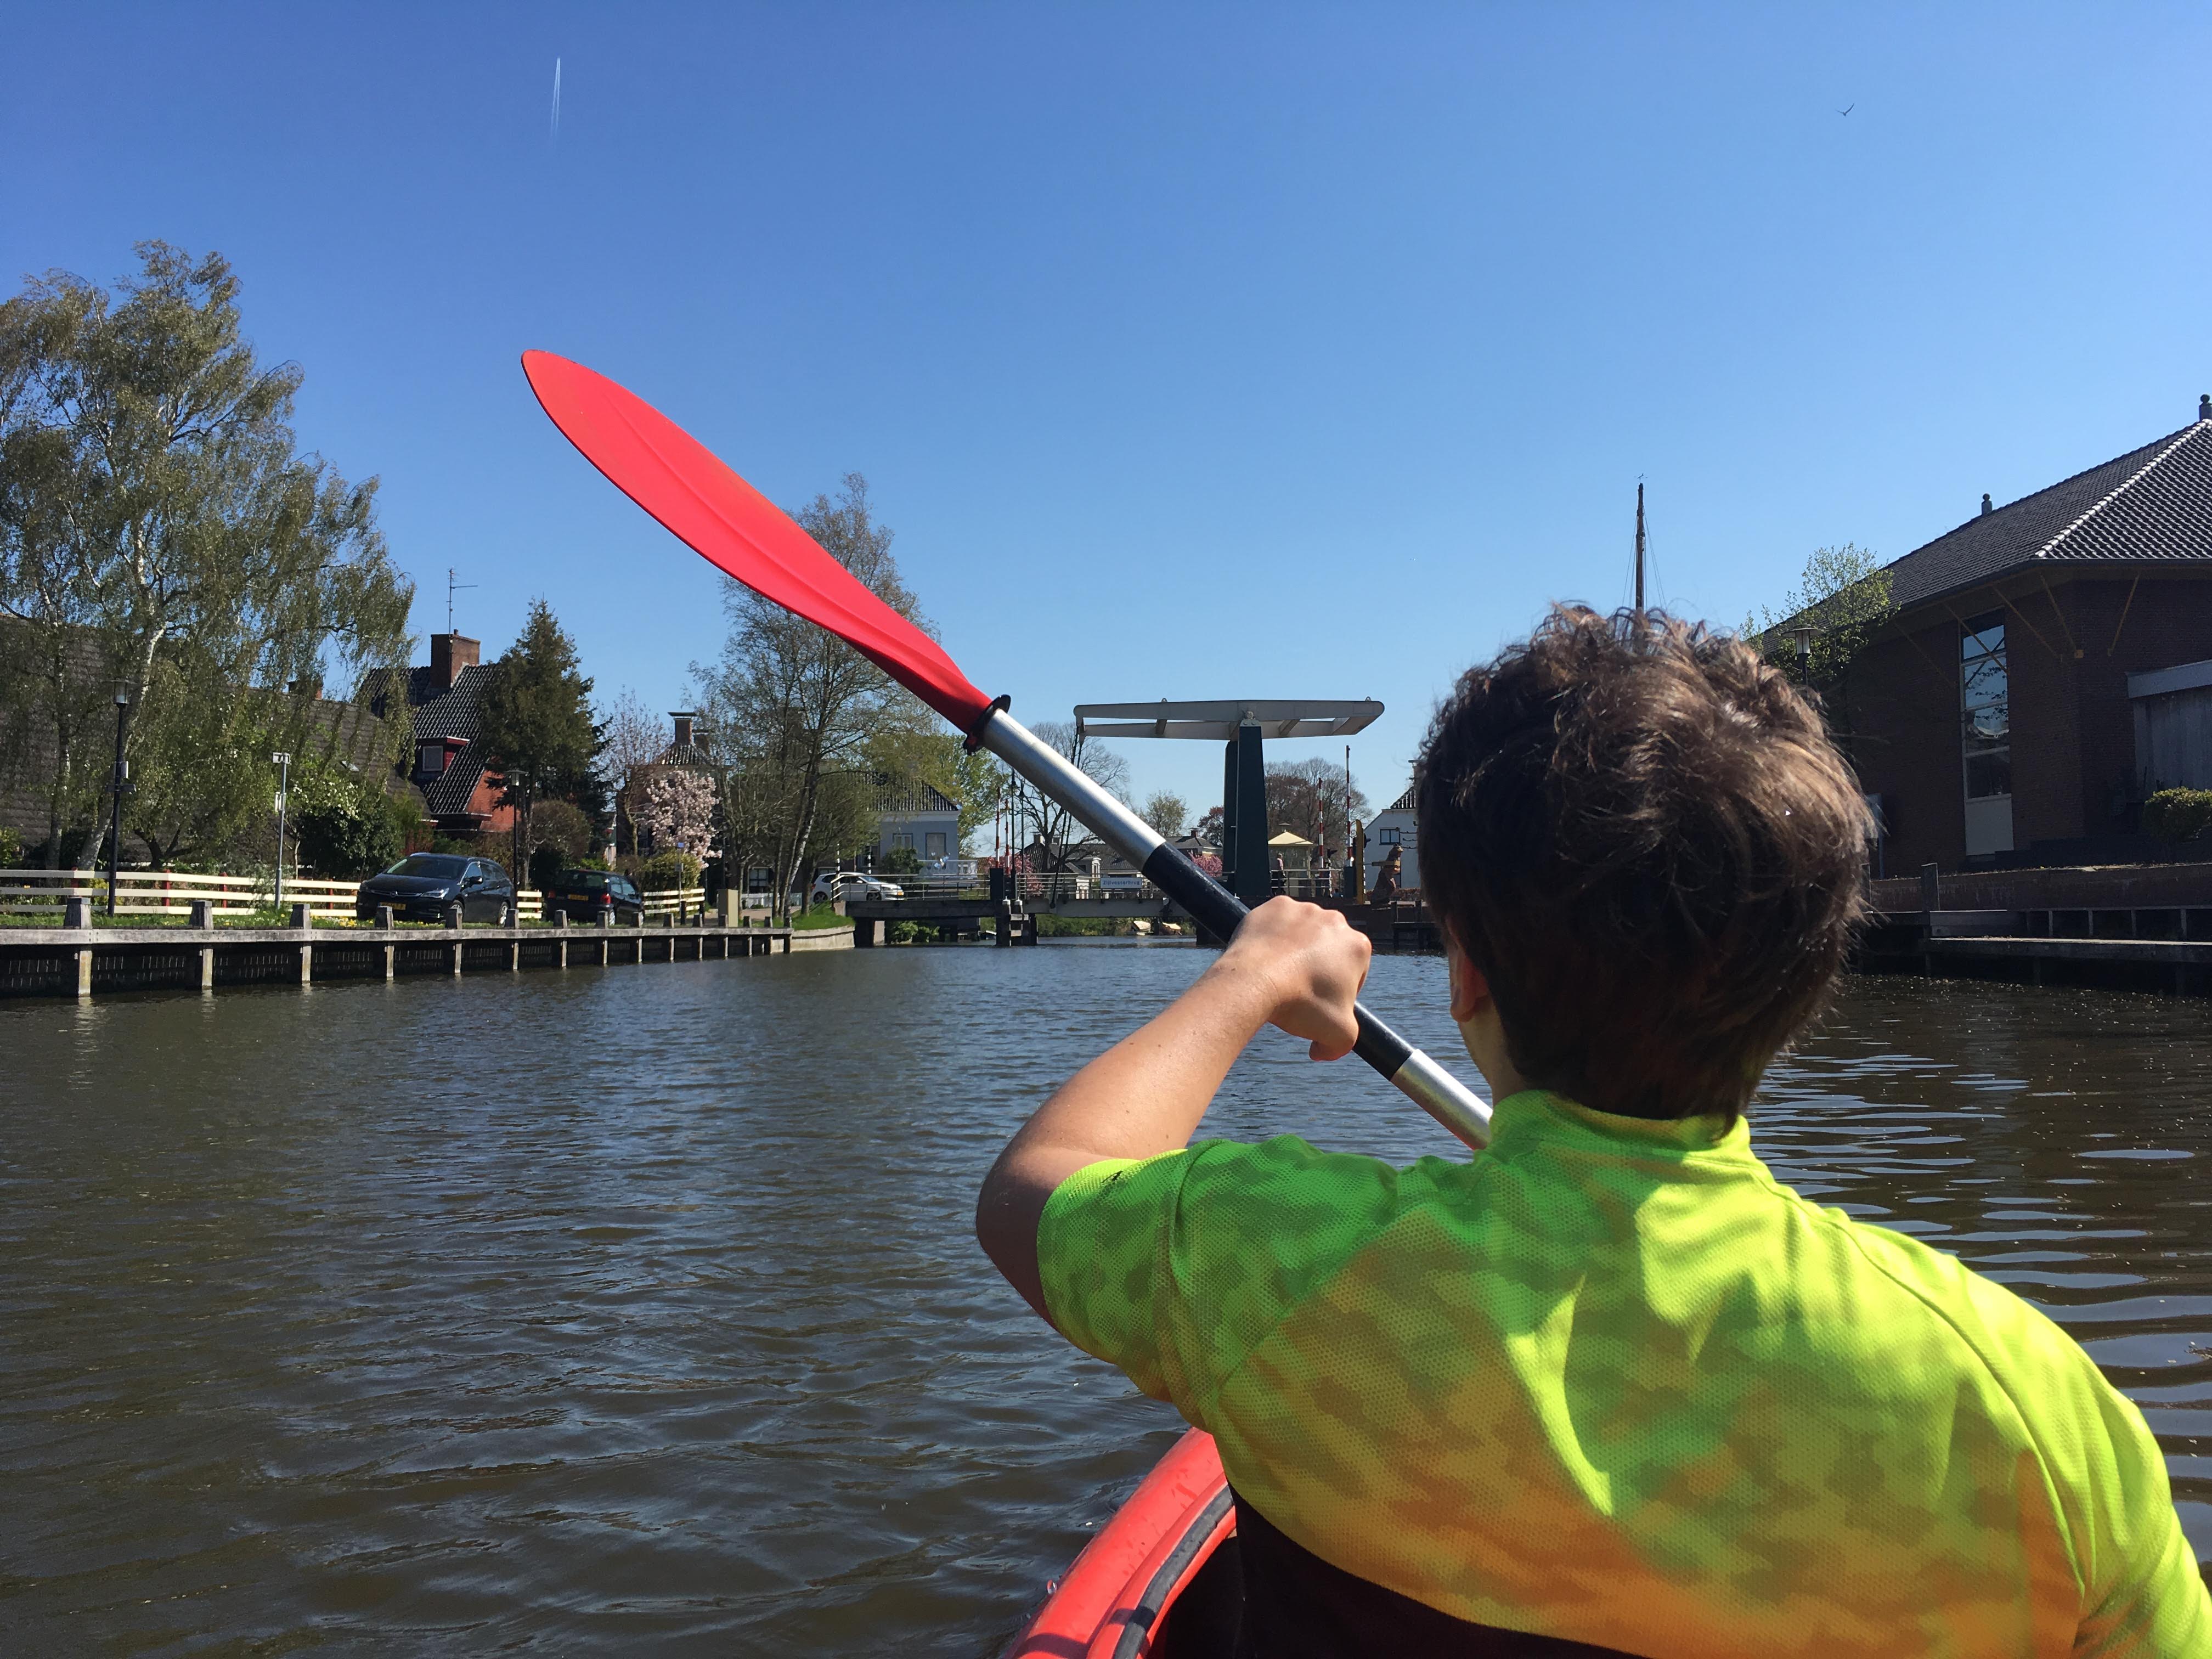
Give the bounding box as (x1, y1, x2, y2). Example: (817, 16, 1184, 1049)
(1141, 789, 1189, 839)
(696, 475, 923, 919)
(476, 599, 600, 874)
(1747, 544, 1895, 759)
(0, 242, 413, 867)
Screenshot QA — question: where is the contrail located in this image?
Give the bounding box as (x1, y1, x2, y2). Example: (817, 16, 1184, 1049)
(551, 57, 561, 142)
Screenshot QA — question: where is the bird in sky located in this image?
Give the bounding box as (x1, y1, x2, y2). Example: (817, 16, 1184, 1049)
(1837, 103, 1854, 116)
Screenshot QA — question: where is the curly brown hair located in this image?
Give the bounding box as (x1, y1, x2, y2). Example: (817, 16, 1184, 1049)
(1414, 606, 1870, 1123)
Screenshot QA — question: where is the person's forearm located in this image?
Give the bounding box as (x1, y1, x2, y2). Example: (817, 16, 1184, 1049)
(975, 896, 1368, 1322)
(975, 952, 1276, 1318)
(1013, 951, 1278, 1165)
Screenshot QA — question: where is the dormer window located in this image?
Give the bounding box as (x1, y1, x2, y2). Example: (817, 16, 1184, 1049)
(419, 742, 447, 777)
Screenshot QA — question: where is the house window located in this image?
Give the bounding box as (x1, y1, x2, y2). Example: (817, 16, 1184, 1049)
(1378, 827, 1402, 845)
(925, 833, 946, 858)
(1960, 611, 2014, 856)
(418, 742, 445, 776)
(1961, 614, 2010, 798)
(891, 831, 916, 851)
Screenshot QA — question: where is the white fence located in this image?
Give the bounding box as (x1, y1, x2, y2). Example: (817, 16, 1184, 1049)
(0, 870, 711, 925)
(1, 868, 363, 919)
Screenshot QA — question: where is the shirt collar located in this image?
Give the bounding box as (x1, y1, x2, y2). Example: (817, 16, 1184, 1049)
(1485, 1088, 1755, 1163)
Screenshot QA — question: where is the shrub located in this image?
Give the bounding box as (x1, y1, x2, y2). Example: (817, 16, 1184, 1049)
(883, 845, 923, 875)
(2142, 788, 2212, 843)
(632, 849, 702, 891)
(292, 769, 410, 878)
(0, 827, 19, 868)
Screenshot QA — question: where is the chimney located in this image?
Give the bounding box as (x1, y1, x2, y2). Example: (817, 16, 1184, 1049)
(430, 633, 479, 690)
(671, 712, 695, 749)
(2200, 393, 2210, 422)
(1980, 493, 1993, 516)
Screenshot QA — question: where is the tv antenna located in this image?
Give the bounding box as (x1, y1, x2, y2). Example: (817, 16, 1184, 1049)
(447, 567, 477, 634)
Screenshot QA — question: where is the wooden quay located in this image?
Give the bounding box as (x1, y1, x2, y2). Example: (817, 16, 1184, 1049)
(0, 899, 803, 1000)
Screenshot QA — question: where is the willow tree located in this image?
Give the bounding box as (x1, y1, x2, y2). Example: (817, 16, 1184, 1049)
(697, 474, 919, 919)
(0, 242, 412, 866)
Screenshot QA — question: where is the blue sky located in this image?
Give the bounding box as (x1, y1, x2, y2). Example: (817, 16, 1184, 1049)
(7, 4, 2209, 821)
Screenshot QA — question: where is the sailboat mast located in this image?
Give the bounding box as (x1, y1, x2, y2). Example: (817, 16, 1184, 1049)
(1634, 482, 1646, 620)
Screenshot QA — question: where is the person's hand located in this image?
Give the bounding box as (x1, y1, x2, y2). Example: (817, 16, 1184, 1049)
(1218, 896, 1372, 1061)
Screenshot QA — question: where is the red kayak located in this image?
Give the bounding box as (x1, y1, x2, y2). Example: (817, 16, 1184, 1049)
(1005, 1429, 1243, 1658)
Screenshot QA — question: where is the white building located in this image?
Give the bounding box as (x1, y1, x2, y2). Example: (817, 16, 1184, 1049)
(1363, 785, 1419, 891)
(877, 781, 962, 873)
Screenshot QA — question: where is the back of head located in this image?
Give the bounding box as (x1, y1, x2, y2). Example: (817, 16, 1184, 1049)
(1416, 607, 1870, 1123)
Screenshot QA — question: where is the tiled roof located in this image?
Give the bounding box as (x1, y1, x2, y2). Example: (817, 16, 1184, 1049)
(656, 741, 719, 769)
(876, 779, 959, 815)
(1383, 786, 1415, 814)
(407, 664, 496, 741)
(1882, 416, 2212, 612)
(353, 662, 502, 823)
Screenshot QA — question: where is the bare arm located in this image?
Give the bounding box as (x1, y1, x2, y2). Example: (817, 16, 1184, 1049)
(975, 898, 1373, 1321)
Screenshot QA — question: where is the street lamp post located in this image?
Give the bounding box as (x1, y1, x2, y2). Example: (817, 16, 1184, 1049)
(272, 751, 294, 913)
(106, 692, 132, 916)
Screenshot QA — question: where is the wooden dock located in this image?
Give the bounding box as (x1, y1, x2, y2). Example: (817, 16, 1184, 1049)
(1860, 907, 2212, 996)
(0, 906, 803, 999)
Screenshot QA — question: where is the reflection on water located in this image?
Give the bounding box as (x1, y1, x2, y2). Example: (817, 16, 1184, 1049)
(0, 950, 2205, 1653)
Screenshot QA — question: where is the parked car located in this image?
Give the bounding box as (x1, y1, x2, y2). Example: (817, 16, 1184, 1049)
(356, 854, 516, 924)
(548, 868, 645, 924)
(808, 870, 905, 905)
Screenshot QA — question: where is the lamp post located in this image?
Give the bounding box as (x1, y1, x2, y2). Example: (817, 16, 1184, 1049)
(271, 752, 293, 913)
(105, 691, 132, 916)
(1790, 624, 1815, 682)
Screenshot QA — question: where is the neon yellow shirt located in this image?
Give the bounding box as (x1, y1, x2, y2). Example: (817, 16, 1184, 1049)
(1037, 1090, 2210, 1656)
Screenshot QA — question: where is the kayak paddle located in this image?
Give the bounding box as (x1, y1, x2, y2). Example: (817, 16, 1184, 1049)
(520, 349, 1492, 1152)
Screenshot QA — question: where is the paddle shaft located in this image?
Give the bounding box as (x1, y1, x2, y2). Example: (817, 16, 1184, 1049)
(975, 707, 1493, 1151)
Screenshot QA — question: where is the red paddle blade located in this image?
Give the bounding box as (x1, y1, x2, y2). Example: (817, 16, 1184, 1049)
(521, 350, 995, 733)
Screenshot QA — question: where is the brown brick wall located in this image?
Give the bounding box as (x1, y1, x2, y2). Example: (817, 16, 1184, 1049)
(2058, 576, 2212, 819)
(1846, 573, 2212, 874)
(1846, 618, 1962, 873)
(2001, 582, 2083, 845)
(1870, 861, 2212, 912)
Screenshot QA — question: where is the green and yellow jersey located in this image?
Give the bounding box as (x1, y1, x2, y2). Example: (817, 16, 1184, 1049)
(1037, 1090, 2209, 1656)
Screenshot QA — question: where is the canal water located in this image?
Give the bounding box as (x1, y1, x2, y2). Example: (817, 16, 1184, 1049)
(2, 945, 2207, 1654)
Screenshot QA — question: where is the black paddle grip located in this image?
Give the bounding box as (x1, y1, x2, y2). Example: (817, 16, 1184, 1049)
(1139, 844, 1413, 1082)
(1140, 843, 1246, 941)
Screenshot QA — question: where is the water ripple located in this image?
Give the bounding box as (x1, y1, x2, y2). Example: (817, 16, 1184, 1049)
(0, 956, 2206, 1651)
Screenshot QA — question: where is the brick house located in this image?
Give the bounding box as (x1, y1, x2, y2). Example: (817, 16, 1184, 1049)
(619, 712, 724, 859)
(1842, 398, 2212, 873)
(360, 633, 516, 842)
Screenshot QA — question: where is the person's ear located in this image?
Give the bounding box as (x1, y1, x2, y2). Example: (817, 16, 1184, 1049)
(1444, 931, 1491, 1024)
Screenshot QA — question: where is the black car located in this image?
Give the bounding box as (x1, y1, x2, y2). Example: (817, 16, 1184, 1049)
(548, 868, 645, 924)
(356, 854, 516, 924)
